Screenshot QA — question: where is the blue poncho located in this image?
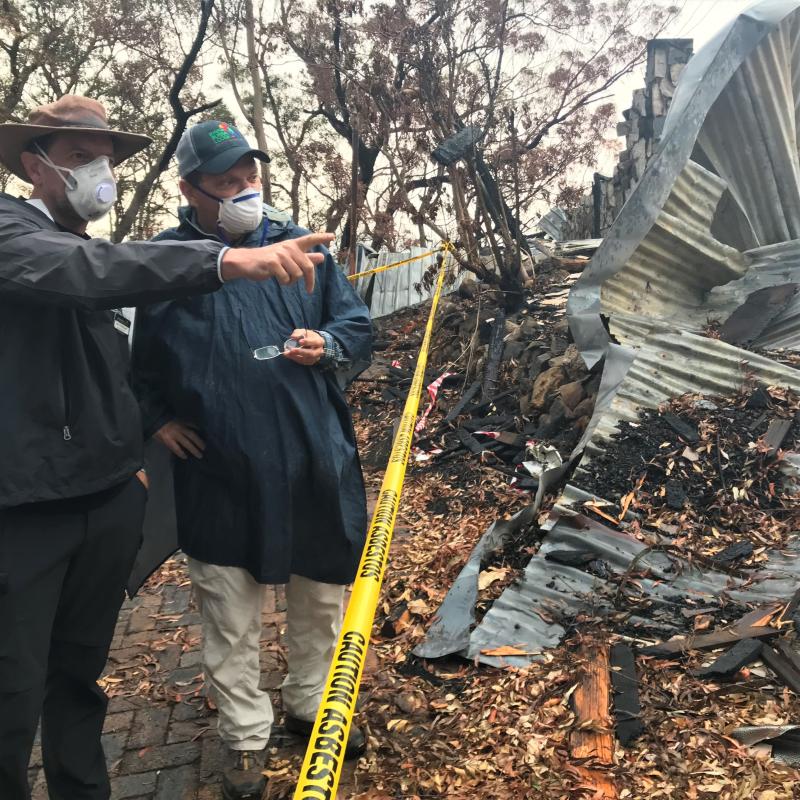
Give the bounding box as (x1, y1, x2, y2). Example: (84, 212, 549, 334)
(131, 206, 372, 585)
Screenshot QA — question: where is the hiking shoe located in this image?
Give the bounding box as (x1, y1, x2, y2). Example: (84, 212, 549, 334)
(284, 714, 367, 760)
(221, 748, 267, 800)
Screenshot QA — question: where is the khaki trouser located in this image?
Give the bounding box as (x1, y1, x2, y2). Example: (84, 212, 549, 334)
(188, 558, 345, 751)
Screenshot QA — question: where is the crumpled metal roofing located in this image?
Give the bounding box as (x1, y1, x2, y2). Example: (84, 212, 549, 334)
(719, 241, 800, 348)
(732, 726, 800, 765)
(567, 0, 800, 365)
(466, 512, 800, 669)
(575, 329, 800, 462)
(535, 207, 569, 241)
(416, 1, 800, 667)
(353, 246, 461, 319)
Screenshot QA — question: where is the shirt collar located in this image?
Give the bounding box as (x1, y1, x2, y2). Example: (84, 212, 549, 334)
(26, 198, 54, 221)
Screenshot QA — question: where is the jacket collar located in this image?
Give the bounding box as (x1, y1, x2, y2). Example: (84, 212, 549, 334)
(0, 192, 59, 228)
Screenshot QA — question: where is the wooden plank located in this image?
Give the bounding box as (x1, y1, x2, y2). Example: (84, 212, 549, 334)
(736, 603, 782, 629)
(442, 379, 481, 425)
(761, 644, 800, 695)
(692, 638, 763, 680)
(641, 625, 778, 658)
(481, 311, 506, 401)
(570, 645, 617, 798)
(456, 427, 487, 455)
(710, 540, 753, 565)
(610, 644, 643, 745)
(662, 412, 699, 443)
(764, 417, 794, 458)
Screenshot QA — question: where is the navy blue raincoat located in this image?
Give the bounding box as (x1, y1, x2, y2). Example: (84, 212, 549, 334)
(131, 206, 372, 585)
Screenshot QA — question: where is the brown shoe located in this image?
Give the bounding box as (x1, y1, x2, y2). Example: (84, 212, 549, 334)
(221, 748, 267, 799)
(284, 715, 367, 760)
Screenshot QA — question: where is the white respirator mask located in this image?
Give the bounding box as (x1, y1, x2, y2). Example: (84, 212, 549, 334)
(198, 185, 264, 236)
(37, 145, 117, 222)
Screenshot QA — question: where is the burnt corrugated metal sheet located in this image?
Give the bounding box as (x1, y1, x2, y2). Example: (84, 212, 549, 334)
(417, 332, 800, 666)
(695, 15, 800, 247)
(726, 241, 800, 348)
(536, 207, 569, 241)
(467, 512, 800, 668)
(353, 246, 461, 319)
(577, 330, 800, 461)
(567, 1, 800, 365)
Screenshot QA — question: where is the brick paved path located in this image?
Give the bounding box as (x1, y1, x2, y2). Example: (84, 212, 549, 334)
(27, 555, 359, 799)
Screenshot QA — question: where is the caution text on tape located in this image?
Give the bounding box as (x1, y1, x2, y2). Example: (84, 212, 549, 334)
(293, 249, 449, 800)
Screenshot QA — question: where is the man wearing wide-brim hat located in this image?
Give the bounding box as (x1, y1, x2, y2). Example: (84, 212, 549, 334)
(0, 94, 333, 800)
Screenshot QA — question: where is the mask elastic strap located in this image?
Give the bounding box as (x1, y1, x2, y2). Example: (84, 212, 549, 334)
(194, 184, 222, 204)
(193, 185, 231, 244)
(35, 145, 77, 190)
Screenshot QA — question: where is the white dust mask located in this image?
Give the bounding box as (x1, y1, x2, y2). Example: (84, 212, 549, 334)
(36, 147, 117, 222)
(201, 186, 264, 236)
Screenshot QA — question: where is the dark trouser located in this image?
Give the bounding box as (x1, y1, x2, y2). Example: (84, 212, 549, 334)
(0, 477, 146, 800)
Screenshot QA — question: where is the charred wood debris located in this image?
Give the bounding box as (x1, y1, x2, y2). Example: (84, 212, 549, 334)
(347, 242, 800, 767)
(355, 253, 599, 480)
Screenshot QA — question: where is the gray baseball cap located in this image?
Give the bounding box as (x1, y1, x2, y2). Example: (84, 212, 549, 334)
(176, 120, 269, 178)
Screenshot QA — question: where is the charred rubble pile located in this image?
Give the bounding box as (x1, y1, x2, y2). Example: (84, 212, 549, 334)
(409, 8, 800, 783)
(352, 256, 601, 490)
(540, 387, 800, 638)
(578, 387, 800, 558)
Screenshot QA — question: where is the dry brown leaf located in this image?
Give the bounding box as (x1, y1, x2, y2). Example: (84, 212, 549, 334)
(480, 645, 533, 657)
(478, 567, 509, 590)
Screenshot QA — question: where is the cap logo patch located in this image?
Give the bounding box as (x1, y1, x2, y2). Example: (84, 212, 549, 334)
(208, 122, 240, 144)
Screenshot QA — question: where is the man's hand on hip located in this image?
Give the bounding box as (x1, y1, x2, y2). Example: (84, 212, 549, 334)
(220, 232, 334, 293)
(284, 329, 325, 366)
(154, 420, 206, 460)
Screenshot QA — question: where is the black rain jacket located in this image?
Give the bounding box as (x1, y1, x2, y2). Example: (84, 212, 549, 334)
(0, 193, 225, 509)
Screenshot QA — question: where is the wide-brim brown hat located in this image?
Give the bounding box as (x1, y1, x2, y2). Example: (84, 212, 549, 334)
(0, 95, 153, 182)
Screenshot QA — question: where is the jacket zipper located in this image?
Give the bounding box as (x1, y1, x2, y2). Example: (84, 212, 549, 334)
(58, 372, 71, 441)
(59, 319, 72, 442)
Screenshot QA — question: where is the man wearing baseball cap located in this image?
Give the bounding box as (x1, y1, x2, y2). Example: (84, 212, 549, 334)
(131, 121, 372, 798)
(0, 96, 333, 800)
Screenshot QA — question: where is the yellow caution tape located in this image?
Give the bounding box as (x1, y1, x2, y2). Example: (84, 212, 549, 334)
(347, 247, 440, 281)
(293, 249, 450, 800)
